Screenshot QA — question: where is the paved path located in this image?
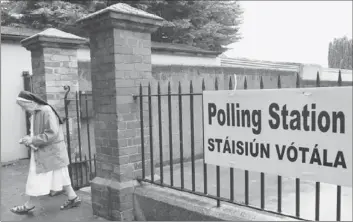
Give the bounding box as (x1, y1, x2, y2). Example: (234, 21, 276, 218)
(3, 159, 350, 221)
(154, 159, 352, 221)
(1, 159, 106, 222)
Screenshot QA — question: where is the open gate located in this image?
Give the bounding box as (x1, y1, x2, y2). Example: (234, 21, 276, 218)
(22, 71, 33, 158)
(63, 86, 96, 190)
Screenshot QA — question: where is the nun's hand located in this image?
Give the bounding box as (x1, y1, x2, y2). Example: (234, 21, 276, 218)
(21, 136, 33, 146)
(19, 138, 24, 144)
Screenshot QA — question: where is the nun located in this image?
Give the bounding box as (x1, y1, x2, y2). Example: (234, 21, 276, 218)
(11, 91, 81, 214)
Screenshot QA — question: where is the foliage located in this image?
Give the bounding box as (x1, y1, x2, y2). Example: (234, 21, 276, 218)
(1, 0, 243, 51)
(328, 36, 352, 70)
(1, 1, 90, 32)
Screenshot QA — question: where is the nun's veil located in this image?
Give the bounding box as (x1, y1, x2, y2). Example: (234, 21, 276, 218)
(17, 91, 64, 124)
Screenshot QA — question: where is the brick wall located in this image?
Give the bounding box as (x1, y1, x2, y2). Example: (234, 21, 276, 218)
(75, 3, 165, 219)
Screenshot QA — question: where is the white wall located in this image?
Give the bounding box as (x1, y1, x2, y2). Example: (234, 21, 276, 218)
(152, 53, 220, 66)
(78, 47, 90, 61)
(321, 68, 352, 82)
(221, 57, 299, 72)
(77, 47, 221, 66)
(300, 64, 352, 82)
(1, 42, 31, 162)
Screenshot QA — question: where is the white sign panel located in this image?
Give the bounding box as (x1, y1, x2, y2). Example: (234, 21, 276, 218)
(203, 87, 352, 187)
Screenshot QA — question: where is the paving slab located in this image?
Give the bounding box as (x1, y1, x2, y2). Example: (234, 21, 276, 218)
(1, 159, 106, 222)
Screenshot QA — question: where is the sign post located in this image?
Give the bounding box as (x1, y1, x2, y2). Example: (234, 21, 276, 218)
(203, 87, 352, 187)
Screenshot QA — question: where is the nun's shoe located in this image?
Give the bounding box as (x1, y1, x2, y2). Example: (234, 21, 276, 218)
(60, 196, 82, 210)
(10, 205, 35, 215)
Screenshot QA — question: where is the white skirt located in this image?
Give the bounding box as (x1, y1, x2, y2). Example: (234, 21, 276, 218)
(25, 149, 71, 197)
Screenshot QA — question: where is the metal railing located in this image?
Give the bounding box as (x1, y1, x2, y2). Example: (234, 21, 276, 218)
(135, 71, 346, 221)
(63, 87, 96, 190)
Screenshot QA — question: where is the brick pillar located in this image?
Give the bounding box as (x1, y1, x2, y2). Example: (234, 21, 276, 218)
(77, 3, 163, 221)
(21, 28, 87, 159)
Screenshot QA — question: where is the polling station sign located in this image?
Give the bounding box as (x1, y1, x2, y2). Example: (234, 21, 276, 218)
(203, 87, 352, 187)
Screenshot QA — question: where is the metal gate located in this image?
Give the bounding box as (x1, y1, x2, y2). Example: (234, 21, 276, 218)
(63, 86, 97, 190)
(22, 71, 33, 158)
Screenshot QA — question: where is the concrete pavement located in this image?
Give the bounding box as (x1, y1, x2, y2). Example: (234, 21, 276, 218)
(1, 159, 106, 221)
(3, 158, 350, 221)
(155, 159, 352, 221)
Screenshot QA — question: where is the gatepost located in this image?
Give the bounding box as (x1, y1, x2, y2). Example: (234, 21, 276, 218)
(21, 28, 86, 159)
(76, 3, 164, 220)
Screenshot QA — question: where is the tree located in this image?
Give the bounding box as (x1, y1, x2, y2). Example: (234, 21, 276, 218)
(1, 0, 243, 51)
(1, 1, 90, 31)
(328, 36, 352, 70)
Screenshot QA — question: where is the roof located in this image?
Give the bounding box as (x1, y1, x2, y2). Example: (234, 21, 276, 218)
(221, 57, 301, 72)
(77, 3, 163, 23)
(152, 41, 221, 56)
(1, 26, 39, 39)
(24, 28, 86, 41)
(1, 26, 221, 56)
(20, 28, 87, 49)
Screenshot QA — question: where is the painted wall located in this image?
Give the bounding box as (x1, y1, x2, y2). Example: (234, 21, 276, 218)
(77, 47, 90, 61)
(152, 53, 221, 66)
(1, 42, 31, 162)
(77, 47, 221, 67)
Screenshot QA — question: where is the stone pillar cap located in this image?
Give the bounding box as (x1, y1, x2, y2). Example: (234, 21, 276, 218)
(21, 28, 87, 50)
(76, 3, 164, 33)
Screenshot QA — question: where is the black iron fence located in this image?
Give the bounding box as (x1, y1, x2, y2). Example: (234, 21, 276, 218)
(135, 71, 347, 221)
(63, 87, 96, 190)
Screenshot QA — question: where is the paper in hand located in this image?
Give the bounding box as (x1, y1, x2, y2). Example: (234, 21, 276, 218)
(19, 138, 38, 151)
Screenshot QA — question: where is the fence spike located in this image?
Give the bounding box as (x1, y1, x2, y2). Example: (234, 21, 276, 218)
(244, 76, 248, 89)
(296, 73, 300, 88)
(215, 78, 219, 90)
(178, 80, 184, 189)
(260, 76, 264, 89)
(202, 79, 206, 91)
(64, 85, 71, 100)
(168, 81, 171, 94)
(338, 70, 342, 87)
(157, 81, 161, 94)
(316, 71, 320, 87)
(148, 82, 151, 95)
(147, 81, 153, 182)
(157, 80, 163, 184)
(229, 76, 233, 90)
(139, 83, 143, 96)
(277, 75, 282, 89)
